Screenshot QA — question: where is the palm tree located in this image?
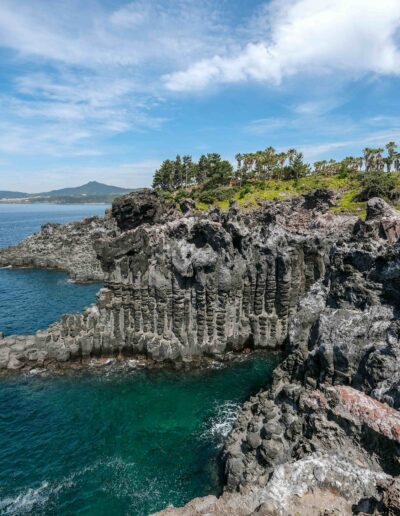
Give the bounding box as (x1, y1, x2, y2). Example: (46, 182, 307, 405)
(385, 142, 397, 172)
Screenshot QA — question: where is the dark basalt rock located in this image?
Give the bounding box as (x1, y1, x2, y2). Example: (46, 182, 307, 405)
(111, 188, 178, 231)
(1, 190, 400, 515)
(302, 188, 337, 211)
(0, 214, 117, 282)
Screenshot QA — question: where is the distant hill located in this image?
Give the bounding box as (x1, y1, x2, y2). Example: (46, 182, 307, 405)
(0, 181, 136, 202)
(0, 190, 29, 199)
(38, 181, 134, 198)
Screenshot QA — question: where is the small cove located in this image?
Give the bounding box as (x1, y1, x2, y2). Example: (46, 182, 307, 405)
(0, 204, 279, 515)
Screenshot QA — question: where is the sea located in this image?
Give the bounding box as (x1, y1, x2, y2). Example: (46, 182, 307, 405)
(0, 204, 278, 515)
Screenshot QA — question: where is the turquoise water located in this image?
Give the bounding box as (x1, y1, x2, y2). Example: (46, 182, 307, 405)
(0, 204, 279, 515)
(0, 357, 278, 515)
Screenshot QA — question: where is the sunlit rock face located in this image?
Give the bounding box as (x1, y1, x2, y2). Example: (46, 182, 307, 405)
(1, 191, 397, 371)
(92, 190, 331, 361)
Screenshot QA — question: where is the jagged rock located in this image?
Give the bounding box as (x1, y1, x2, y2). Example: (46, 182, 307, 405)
(302, 188, 337, 212)
(0, 215, 117, 281)
(153, 454, 389, 515)
(112, 188, 178, 231)
(354, 197, 400, 242)
(366, 197, 397, 220)
(179, 198, 196, 215)
(1, 191, 400, 515)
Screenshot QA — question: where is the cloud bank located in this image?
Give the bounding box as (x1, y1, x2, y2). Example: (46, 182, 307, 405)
(165, 0, 400, 91)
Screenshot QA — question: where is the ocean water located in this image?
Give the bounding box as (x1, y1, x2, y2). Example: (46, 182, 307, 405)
(0, 204, 279, 515)
(0, 204, 107, 336)
(0, 268, 102, 336)
(0, 203, 109, 248)
(0, 357, 278, 516)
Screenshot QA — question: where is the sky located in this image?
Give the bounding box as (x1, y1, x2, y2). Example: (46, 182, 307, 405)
(0, 0, 400, 192)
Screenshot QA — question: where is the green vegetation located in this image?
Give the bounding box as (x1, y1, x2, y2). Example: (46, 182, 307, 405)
(152, 142, 400, 215)
(152, 153, 233, 191)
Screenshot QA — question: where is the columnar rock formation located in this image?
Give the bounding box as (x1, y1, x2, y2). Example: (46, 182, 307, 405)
(1, 189, 400, 513)
(155, 196, 400, 515)
(0, 190, 345, 369)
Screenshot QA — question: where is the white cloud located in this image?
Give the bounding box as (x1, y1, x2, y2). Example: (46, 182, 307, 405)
(0, 0, 228, 156)
(0, 0, 227, 68)
(164, 0, 400, 91)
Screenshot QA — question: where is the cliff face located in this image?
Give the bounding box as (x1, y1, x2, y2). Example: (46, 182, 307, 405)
(1, 190, 399, 513)
(94, 198, 332, 360)
(0, 214, 118, 282)
(155, 197, 400, 515)
(0, 190, 344, 369)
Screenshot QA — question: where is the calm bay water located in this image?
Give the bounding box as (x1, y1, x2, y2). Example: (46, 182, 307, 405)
(0, 203, 108, 248)
(0, 204, 278, 515)
(0, 358, 277, 515)
(0, 204, 107, 336)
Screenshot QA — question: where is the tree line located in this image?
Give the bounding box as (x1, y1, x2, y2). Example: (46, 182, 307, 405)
(152, 142, 400, 192)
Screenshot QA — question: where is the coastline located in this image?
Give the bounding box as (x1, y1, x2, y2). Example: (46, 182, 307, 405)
(1, 189, 400, 514)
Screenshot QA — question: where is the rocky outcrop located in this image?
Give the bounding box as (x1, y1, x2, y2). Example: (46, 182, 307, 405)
(1, 190, 400, 514)
(155, 198, 400, 515)
(0, 213, 118, 282)
(0, 190, 350, 369)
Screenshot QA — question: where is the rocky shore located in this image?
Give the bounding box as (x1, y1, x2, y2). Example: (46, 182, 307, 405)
(0, 189, 399, 514)
(0, 189, 352, 369)
(155, 197, 400, 515)
(0, 212, 118, 282)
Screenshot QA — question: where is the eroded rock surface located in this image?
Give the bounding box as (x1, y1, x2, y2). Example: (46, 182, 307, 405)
(155, 198, 400, 515)
(1, 191, 400, 514)
(0, 213, 118, 282)
(0, 190, 346, 368)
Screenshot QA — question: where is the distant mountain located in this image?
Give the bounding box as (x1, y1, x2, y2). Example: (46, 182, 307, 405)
(38, 181, 134, 198)
(0, 181, 136, 202)
(0, 190, 29, 199)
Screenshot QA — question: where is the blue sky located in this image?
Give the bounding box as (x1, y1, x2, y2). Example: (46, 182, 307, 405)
(0, 0, 400, 192)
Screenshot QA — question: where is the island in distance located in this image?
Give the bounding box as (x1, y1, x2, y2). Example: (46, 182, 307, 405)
(0, 180, 136, 204)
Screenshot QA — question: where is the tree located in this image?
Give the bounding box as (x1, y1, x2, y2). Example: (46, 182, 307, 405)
(359, 171, 396, 200)
(284, 151, 310, 180)
(201, 153, 233, 187)
(152, 159, 175, 190)
(182, 155, 196, 189)
(385, 142, 397, 172)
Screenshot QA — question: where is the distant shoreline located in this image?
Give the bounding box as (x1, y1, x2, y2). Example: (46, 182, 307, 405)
(0, 201, 111, 205)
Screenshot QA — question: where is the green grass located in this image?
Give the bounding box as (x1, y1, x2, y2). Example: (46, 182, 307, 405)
(189, 175, 364, 213)
(168, 173, 399, 218)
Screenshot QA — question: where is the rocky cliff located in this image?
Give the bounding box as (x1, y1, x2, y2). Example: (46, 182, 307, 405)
(0, 213, 118, 282)
(155, 197, 400, 515)
(1, 189, 399, 514)
(0, 189, 353, 369)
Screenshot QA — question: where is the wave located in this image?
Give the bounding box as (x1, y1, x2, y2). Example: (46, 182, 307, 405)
(0, 457, 140, 515)
(201, 401, 240, 443)
(0, 481, 51, 515)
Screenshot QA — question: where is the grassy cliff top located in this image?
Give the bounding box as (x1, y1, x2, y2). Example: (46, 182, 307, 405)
(166, 173, 400, 219)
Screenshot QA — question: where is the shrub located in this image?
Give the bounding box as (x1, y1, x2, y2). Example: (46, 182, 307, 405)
(238, 185, 251, 199)
(358, 172, 397, 201)
(198, 191, 217, 204)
